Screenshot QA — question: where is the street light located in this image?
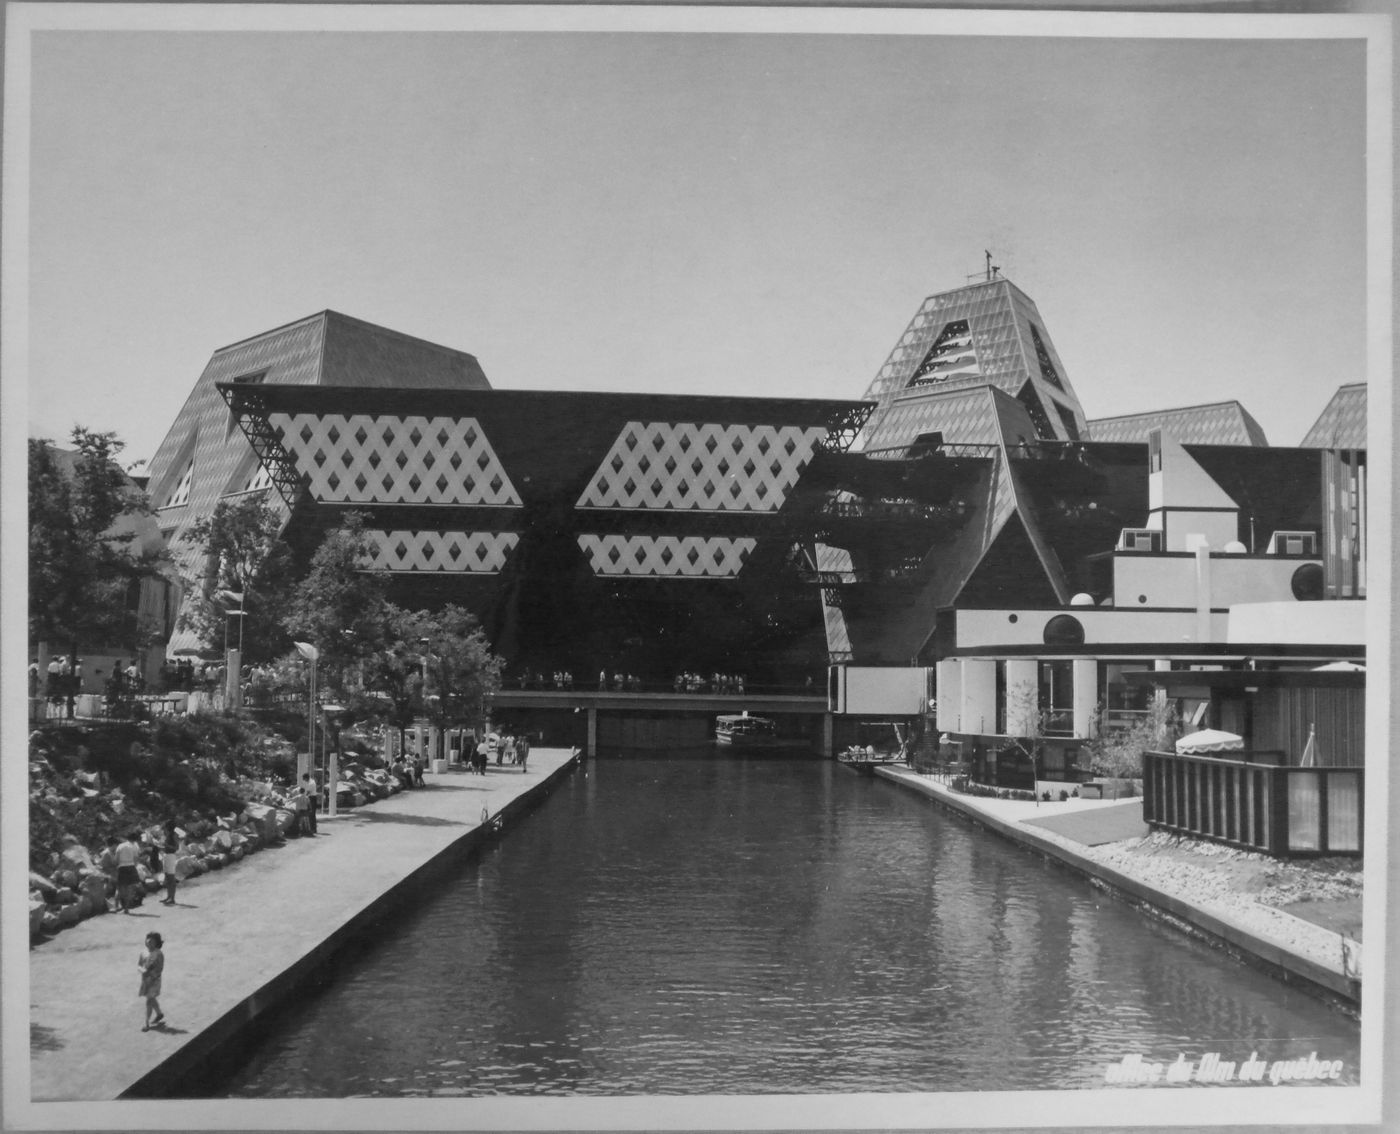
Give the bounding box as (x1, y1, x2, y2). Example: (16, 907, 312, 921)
(294, 641, 319, 783)
(320, 702, 348, 818)
(216, 590, 248, 709)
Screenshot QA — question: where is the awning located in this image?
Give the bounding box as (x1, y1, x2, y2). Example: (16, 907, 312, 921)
(1176, 729, 1245, 754)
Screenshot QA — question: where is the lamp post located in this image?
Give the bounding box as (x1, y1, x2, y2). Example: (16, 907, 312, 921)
(217, 590, 248, 710)
(418, 637, 435, 763)
(294, 642, 319, 783)
(320, 703, 348, 818)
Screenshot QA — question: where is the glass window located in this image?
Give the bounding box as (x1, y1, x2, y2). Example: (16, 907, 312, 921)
(1287, 774, 1321, 852)
(1038, 661, 1074, 737)
(1325, 772, 1361, 853)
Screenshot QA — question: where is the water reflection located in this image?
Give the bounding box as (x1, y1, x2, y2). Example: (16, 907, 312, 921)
(224, 756, 1359, 1096)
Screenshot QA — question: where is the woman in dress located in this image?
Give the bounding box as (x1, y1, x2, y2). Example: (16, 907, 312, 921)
(138, 932, 165, 1031)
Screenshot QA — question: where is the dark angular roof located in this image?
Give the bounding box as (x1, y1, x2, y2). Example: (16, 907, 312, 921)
(1086, 401, 1268, 446)
(209, 311, 490, 390)
(1300, 383, 1367, 449)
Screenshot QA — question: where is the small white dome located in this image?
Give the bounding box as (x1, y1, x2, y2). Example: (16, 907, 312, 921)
(1224, 540, 1248, 554)
(1070, 592, 1095, 607)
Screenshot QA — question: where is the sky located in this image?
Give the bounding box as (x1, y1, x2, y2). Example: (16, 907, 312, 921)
(19, 15, 1372, 466)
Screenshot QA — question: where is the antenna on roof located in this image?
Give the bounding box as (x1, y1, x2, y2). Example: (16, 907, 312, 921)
(966, 251, 1003, 285)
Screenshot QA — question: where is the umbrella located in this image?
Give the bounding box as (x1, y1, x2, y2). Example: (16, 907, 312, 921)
(1175, 729, 1245, 754)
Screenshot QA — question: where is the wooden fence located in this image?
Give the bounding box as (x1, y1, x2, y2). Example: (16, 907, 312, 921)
(1142, 750, 1363, 858)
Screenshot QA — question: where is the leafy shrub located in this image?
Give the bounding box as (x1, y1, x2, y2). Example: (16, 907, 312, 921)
(1086, 701, 1180, 779)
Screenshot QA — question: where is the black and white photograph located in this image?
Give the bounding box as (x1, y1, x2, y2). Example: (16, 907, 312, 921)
(2, 3, 1393, 1129)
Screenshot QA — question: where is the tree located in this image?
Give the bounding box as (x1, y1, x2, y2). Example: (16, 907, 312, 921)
(29, 429, 168, 652)
(279, 513, 390, 693)
(177, 495, 293, 661)
(1086, 700, 1180, 780)
(363, 605, 431, 757)
(355, 604, 503, 759)
(418, 604, 503, 734)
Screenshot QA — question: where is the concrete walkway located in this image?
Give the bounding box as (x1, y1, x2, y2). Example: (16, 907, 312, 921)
(26, 749, 580, 1103)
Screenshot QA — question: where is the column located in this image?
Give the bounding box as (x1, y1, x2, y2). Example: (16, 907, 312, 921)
(1073, 659, 1098, 739)
(960, 660, 997, 736)
(936, 659, 961, 733)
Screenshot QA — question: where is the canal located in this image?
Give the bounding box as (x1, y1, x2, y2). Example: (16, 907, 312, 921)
(223, 756, 1359, 1096)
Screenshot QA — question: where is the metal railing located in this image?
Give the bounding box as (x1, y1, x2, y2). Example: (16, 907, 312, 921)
(1142, 749, 1363, 858)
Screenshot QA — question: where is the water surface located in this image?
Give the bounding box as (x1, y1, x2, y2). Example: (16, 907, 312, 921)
(225, 757, 1359, 1096)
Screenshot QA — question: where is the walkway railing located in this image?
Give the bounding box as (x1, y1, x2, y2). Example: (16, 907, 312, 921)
(1142, 750, 1363, 858)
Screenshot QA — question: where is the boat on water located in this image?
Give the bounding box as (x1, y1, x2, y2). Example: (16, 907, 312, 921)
(713, 713, 809, 752)
(714, 713, 778, 749)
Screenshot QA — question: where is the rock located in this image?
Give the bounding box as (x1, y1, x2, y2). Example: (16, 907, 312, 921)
(53, 887, 77, 906)
(40, 909, 61, 935)
(30, 897, 46, 939)
(80, 875, 108, 909)
(54, 869, 79, 891)
(56, 904, 80, 928)
(230, 845, 245, 862)
(58, 841, 94, 869)
(29, 872, 57, 898)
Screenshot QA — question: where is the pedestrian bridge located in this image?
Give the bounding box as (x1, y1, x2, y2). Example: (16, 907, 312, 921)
(488, 689, 832, 756)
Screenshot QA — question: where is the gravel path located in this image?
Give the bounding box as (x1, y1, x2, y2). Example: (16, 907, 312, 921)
(1046, 828, 1359, 976)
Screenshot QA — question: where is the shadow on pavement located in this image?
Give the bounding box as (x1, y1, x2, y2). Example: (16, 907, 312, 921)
(31, 1023, 64, 1052)
(357, 812, 468, 828)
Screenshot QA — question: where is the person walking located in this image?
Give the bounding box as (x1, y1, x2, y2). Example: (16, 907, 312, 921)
(517, 731, 530, 772)
(138, 932, 165, 1031)
(159, 821, 181, 905)
(502, 732, 517, 766)
(113, 832, 142, 913)
(488, 729, 501, 765)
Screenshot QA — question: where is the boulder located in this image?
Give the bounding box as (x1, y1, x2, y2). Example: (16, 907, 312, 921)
(40, 909, 61, 935)
(59, 839, 95, 865)
(80, 875, 108, 911)
(53, 887, 77, 906)
(28, 872, 57, 898)
(30, 897, 46, 939)
(56, 904, 80, 928)
(230, 845, 245, 862)
(211, 829, 234, 851)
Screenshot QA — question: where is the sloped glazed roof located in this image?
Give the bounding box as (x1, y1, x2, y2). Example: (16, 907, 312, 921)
(144, 312, 492, 653)
(1086, 401, 1268, 446)
(1300, 384, 1367, 449)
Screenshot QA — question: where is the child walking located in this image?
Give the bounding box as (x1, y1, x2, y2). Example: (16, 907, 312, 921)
(138, 932, 165, 1031)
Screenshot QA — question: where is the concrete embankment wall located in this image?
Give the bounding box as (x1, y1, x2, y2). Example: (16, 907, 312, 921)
(873, 768, 1359, 1012)
(126, 753, 582, 1098)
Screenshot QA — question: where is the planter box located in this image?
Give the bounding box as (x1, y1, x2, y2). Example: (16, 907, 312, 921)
(1087, 778, 1137, 800)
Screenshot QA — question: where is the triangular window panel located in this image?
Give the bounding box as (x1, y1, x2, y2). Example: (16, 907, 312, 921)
(1029, 324, 1066, 392)
(909, 320, 974, 386)
(1015, 381, 1057, 441)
